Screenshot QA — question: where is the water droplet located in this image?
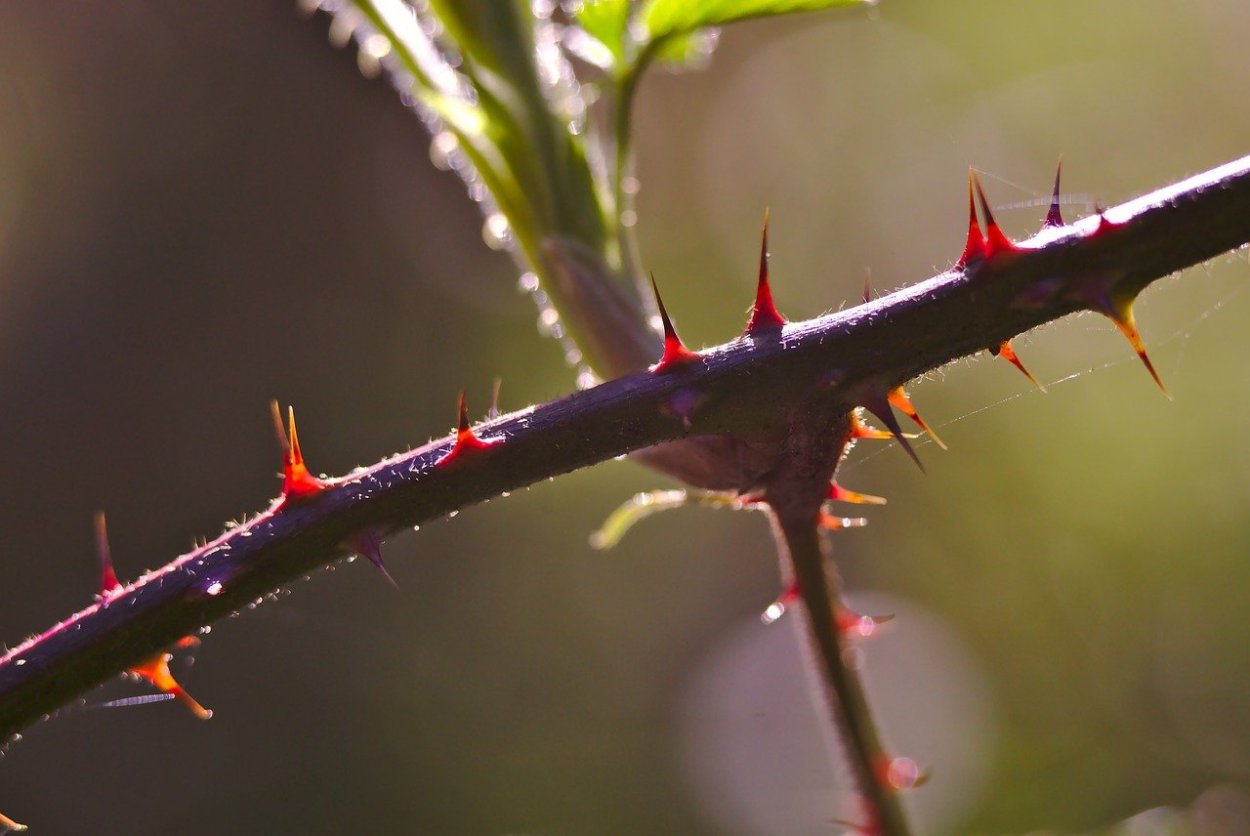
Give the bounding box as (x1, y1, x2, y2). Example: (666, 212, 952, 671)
(621, 209, 637, 227)
(360, 32, 391, 61)
(622, 176, 641, 195)
(482, 212, 512, 250)
(760, 602, 786, 624)
(448, 510, 459, 519)
(517, 271, 540, 293)
(429, 131, 459, 171)
(204, 581, 224, 597)
(537, 307, 561, 336)
(885, 757, 922, 790)
(576, 367, 600, 390)
(328, 7, 363, 48)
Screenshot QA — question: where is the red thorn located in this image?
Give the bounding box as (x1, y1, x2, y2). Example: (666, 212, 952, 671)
(649, 273, 700, 372)
(348, 531, 398, 589)
(887, 387, 948, 450)
(760, 581, 799, 624)
(94, 514, 210, 718)
(836, 605, 895, 637)
(862, 392, 925, 473)
(436, 392, 502, 467)
(862, 268, 874, 305)
(1094, 296, 1171, 398)
(128, 652, 212, 721)
(828, 481, 887, 506)
(1044, 158, 1064, 228)
(972, 171, 1018, 257)
(994, 340, 1047, 392)
(1093, 210, 1123, 237)
(819, 513, 868, 531)
(746, 209, 786, 335)
(95, 511, 120, 595)
(272, 401, 327, 503)
(956, 171, 986, 268)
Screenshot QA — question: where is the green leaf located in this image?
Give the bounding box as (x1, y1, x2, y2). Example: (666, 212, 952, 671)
(573, 0, 632, 68)
(641, 0, 868, 42)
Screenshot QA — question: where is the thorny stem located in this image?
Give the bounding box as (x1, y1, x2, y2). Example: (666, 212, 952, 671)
(775, 515, 906, 835)
(760, 394, 909, 833)
(2, 155, 1250, 756)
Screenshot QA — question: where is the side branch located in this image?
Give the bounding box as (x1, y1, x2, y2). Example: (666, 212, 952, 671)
(3, 154, 1249, 738)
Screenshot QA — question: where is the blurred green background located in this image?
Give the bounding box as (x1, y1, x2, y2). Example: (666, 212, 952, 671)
(1, 1, 1248, 833)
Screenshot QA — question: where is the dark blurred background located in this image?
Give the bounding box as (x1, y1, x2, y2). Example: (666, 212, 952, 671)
(1, 2, 1248, 833)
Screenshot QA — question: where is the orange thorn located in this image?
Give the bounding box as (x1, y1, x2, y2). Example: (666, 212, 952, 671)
(994, 340, 1047, 392)
(436, 391, 502, 467)
(95, 511, 120, 594)
(128, 652, 212, 721)
(862, 268, 874, 305)
(828, 481, 887, 506)
(649, 273, 700, 373)
(0, 811, 28, 832)
(888, 386, 948, 450)
(1044, 158, 1064, 228)
(972, 171, 1018, 257)
(956, 170, 986, 268)
(862, 392, 925, 473)
(94, 516, 209, 718)
(1099, 297, 1171, 398)
(819, 513, 868, 531)
(272, 401, 327, 502)
(746, 209, 786, 334)
(849, 411, 920, 442)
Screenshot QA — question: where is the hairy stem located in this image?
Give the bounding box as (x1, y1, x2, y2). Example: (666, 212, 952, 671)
(2, 154, 1248, 740)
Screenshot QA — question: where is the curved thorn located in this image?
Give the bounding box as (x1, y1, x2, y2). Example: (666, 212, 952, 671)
(863, 393, 925, 473)
(1102, 300, 1171, 398)
(436, 392, 502, 467)
(275, 403, 327, 501)
(1044, 157, 1065, 228)
(649, 273, 700, 372)
(888, 387, 948, 450)
(849, 411, 920, 442)
(128, 653, 211, 721)
(972, 171, 1018, 256)
(828, 481, 887, 506)
(350, 532, 399, 589)
(747, 209, 786, 334)
(95, 511, 120, 594)
(996, 340, 1047, 392)
(956, 170, 986, 268)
